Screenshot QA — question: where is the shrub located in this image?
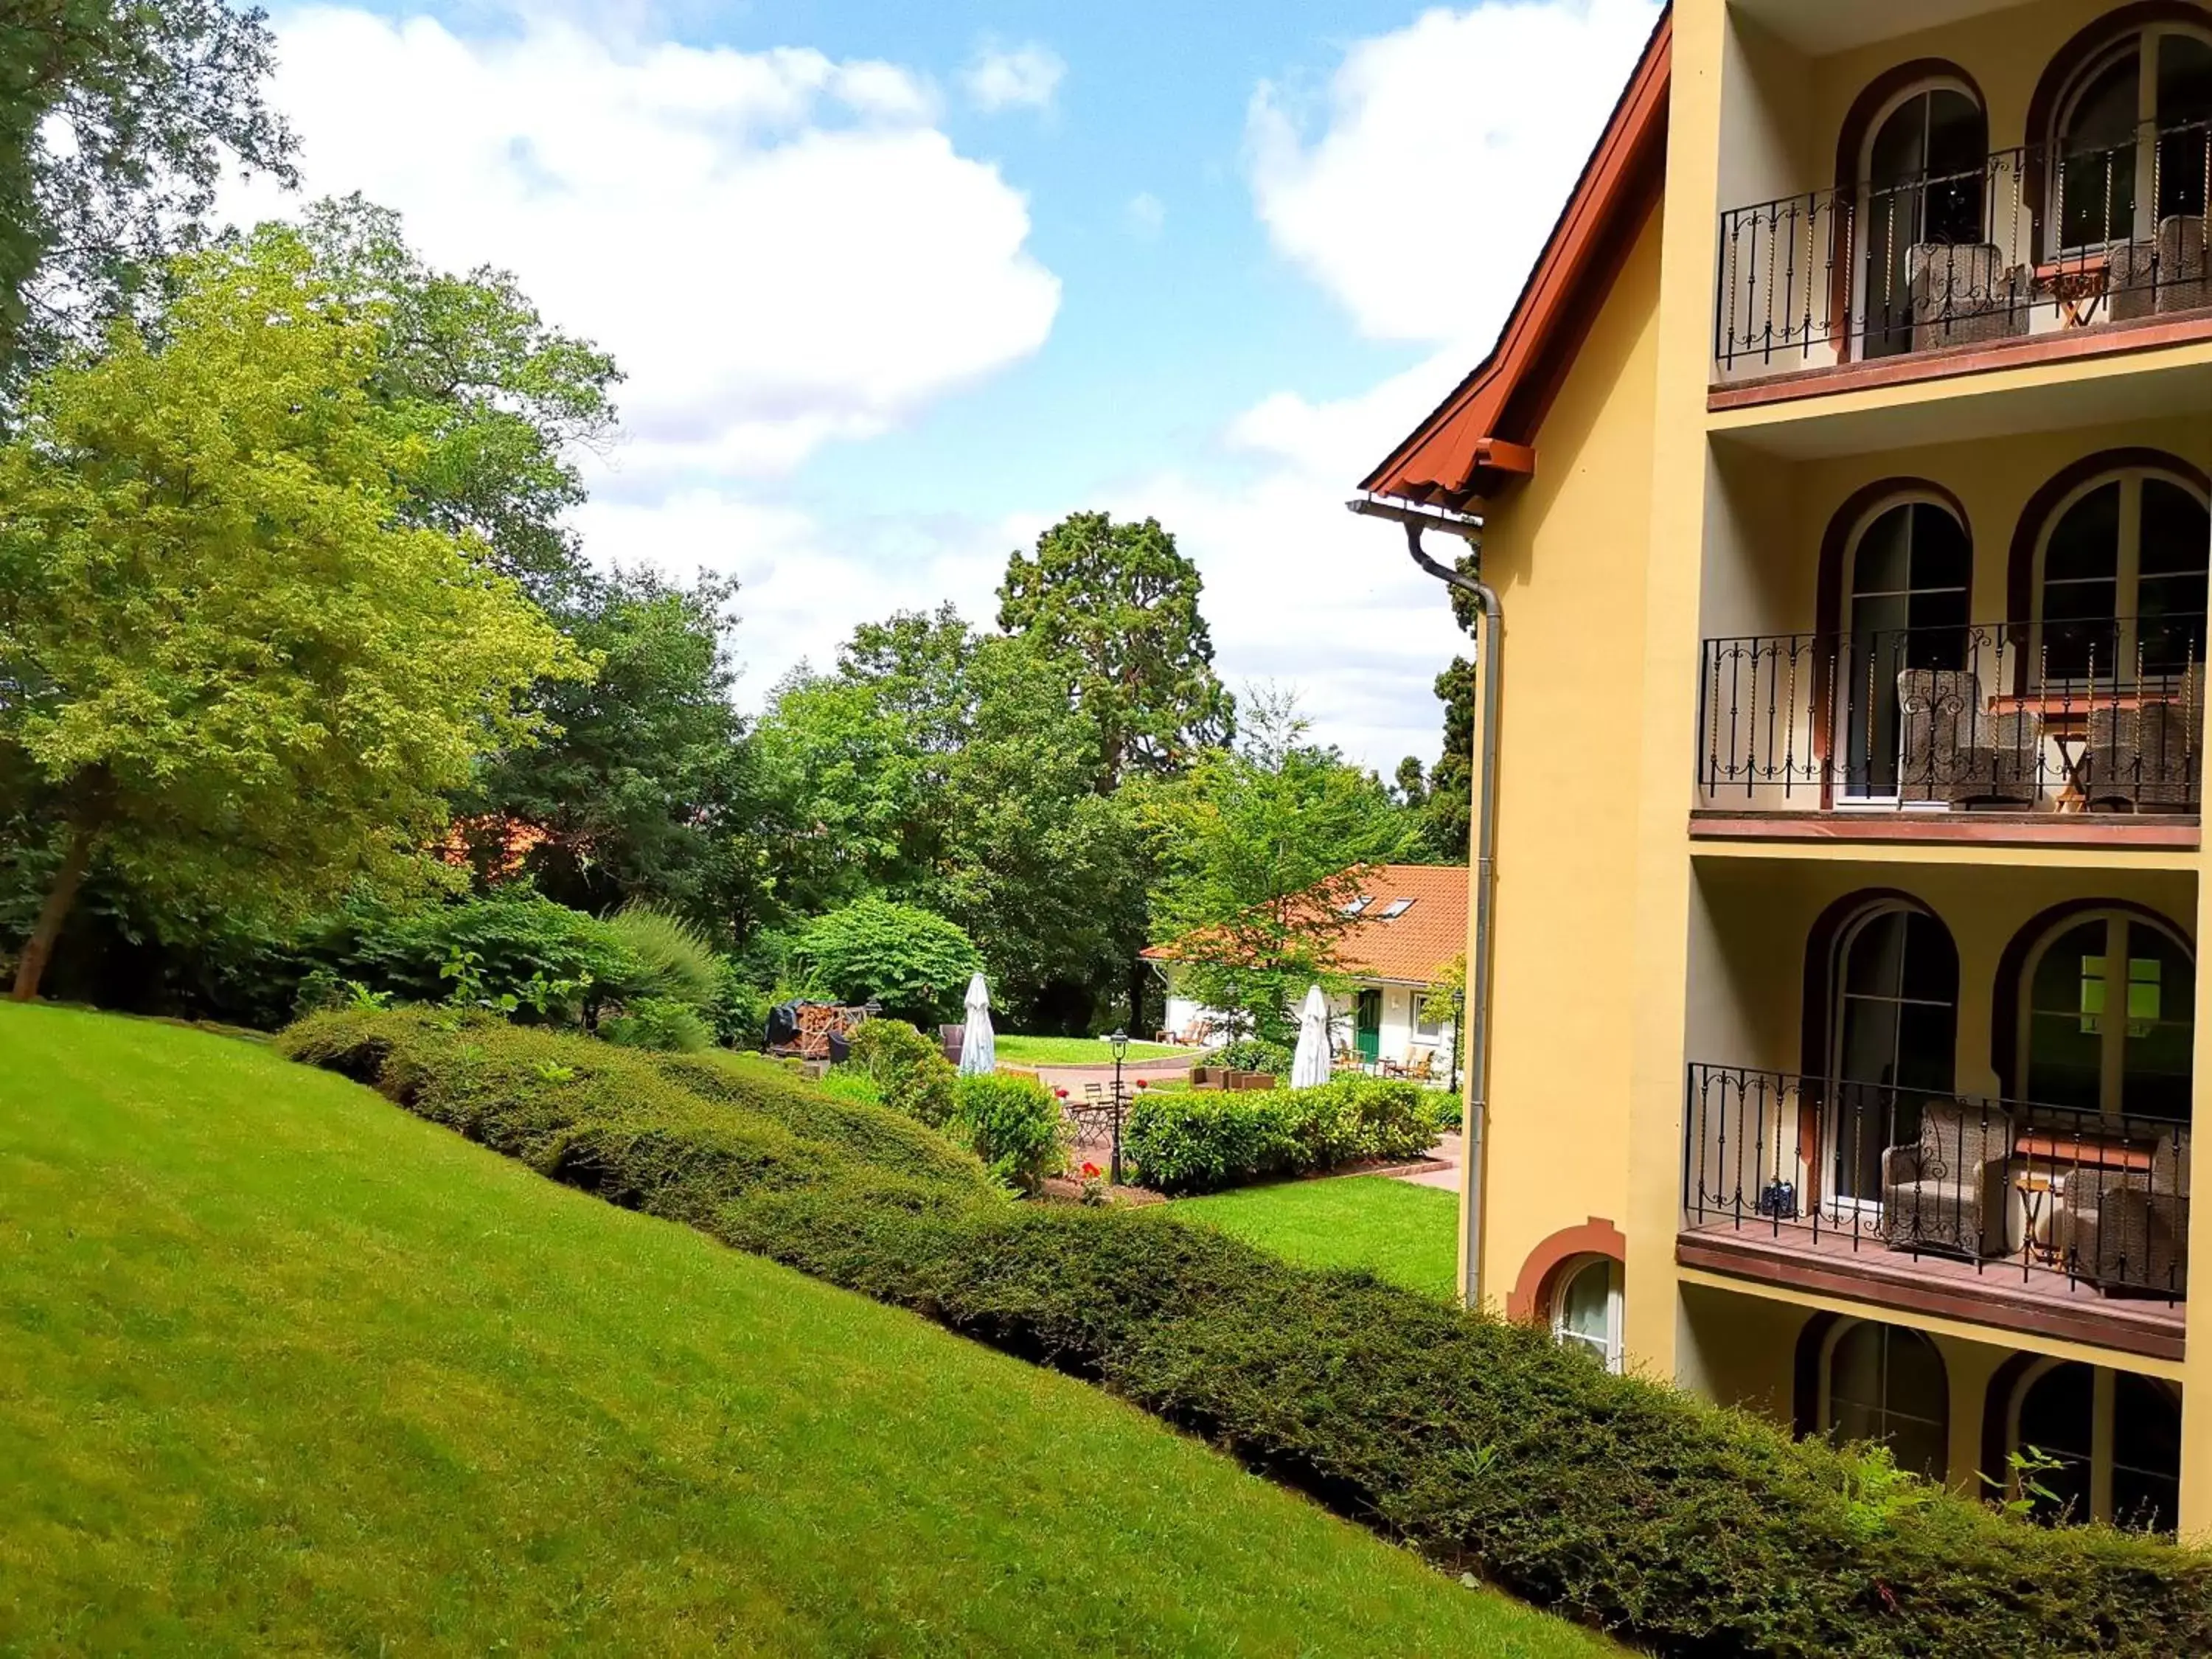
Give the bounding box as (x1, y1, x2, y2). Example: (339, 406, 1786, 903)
(599, 994, 713, 1053)
(795, 897, 980, 1025)
(950, 1073, 1067, 1193)
(282, 1007, 2212, 1659)
(846, 1017, 957, 1129)
(302, 891, 644, 1021)
(604, 902, 721, 1009)
(1123, 1077, 1436, 1195)
(710, 959, 769, 1049)
(276, 1008, 998, 1224)
(656, 1049, 990, 1192)
(1213, 1036, 1293, 1076)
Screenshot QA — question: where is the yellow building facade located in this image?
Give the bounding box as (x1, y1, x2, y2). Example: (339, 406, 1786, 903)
(1360, 0, 2212, 1538)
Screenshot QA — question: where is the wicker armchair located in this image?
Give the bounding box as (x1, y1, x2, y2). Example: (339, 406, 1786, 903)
(2084, 669, 2202, 810)
(1907, 243, 2031, 350)
(1898, 669, 2042, 807)
(1881, 1099, 2014, 1259)
(2068, 1131, 2191, 1297)
(2107, 215, 2212, 320)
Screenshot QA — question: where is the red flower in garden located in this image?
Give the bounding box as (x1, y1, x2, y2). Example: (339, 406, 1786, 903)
(1081, 1162, 1102, 1178)
(1135, 1077, 1150, 1089)
(1054, 1087, 1068, 1099)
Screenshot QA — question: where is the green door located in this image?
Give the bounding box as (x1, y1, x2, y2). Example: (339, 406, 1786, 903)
(1354, 989, 1382, 1065)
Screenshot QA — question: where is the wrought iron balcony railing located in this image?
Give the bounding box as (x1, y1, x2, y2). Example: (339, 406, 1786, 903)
(1684, 1063, 2190, 1302)
(1697, 616, 2204, 812)
(1716, 114, 2212, 372)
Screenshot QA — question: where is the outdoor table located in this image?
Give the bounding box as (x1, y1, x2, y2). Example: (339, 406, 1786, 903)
(1986, 688, 2182, 812)
(2034, 251, 2111, 328)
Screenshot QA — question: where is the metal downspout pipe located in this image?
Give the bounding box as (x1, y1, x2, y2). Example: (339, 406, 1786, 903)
(1345, 495, 1500, 1311)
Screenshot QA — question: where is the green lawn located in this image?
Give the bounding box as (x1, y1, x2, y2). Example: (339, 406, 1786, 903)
(994, 1034, 1197, 1065)
(1172, 1176, 1462, 1300)
(0, 1005, 1607, 1657)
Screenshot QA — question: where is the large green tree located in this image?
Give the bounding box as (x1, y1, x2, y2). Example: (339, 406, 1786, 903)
(996, 511, 1234, 790)
(465, 567, 758, 935)
(937, 630, 1147, 1025)
(751, 607, 1147, 1030)
(0, 0, 295, 383)
(0, 232, 585, 999)
(290, 196, 622, 599)
(1144, 690, 1415, 1048)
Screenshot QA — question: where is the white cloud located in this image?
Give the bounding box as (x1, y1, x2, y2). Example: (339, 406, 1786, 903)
(1116, 351, 1476, 771)
(229, 8, 1059, 484)
(571, 485, 1020, 698)
(1124, 190, 1165, 239)
(1247, 0, 1660, 345)
(961, 41, 1065, 113)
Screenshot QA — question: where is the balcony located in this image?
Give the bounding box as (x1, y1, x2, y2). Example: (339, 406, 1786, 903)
(1695, 616, 2203, 840)
(1714, 115, 2212, 389)
(1681, 1063, 2188, 1359)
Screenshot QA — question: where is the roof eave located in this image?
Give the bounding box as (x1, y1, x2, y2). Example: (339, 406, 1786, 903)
(1357, 9, 1672, 507)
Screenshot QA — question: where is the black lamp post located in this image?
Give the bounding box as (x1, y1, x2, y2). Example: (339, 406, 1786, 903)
(1108, 1027, 1130, 1186)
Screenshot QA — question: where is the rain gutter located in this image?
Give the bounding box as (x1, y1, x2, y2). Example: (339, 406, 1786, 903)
(1345, 493, 1498, 1312)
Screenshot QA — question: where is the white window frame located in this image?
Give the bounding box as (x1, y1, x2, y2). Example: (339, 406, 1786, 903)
(2028, 465, 2210, 683)
(1824, 900, 1958, 1215)
(1837, 490, 1975, 808)
(1551, 1255, 1625, 1374)
(1851, 77, 1989, 344)
(2050, 25, 2212, 252)
(2014, 907, 2194, 1121)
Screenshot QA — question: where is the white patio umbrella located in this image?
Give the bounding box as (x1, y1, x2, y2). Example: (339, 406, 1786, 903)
(957, 973, 995, 1075)
(1290, 984, 1332, 1089)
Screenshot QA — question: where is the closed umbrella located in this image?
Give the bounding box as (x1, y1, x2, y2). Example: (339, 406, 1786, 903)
(958, 973, 995, 1076)
(1290, 984, 1331, 1088)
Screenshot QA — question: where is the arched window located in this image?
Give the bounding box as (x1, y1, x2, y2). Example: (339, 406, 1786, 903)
(1551, 1255, 1624, 1374)
(2030, 465, 2209, 683)
(1823, 1319, 1950, 1480)
(2019, 908, 2194, 1121)
(2051, 22, 2212, 250)
(1840, 495, 1973, 798)
(2008, 1360, 2182, 1533)
(1858, 81, 1990, 358)
(1826, 901, 1959, 1209)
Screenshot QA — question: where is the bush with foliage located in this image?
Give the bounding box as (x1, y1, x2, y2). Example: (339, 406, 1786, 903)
(1122, 1076, 1435, 1195)
(846, 1017, 959, 1129)
(282, 1006, 2212, 1659)
(796, 896, 981, 1026)
(950, 1073, 1066, 1193)
(599, 995, 713, 1052)
(1211, 1037, 1293, 1077)
(604, 902, 720, 1006)
(710, 959, 770, 1050)
(301, 891, 642, 1021)
(278, 1008, 997, 1223)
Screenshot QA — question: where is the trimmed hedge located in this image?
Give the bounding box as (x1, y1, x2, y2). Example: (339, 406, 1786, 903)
(278, 1009, 998, 1224)
(950, 1071, 1066, 1194)
(1123, 1075, 1437, 1194)
(281, 1009, 2212, 1658)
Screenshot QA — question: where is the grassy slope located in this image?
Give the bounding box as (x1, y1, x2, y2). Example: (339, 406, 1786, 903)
(1172, 1177, 1461, 1300)
(993, 1034, 1195, 1065)
(0, 1006, 1607, 1657)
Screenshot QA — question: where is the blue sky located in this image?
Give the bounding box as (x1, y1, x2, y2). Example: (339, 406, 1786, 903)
(229, 0, 1662, 767)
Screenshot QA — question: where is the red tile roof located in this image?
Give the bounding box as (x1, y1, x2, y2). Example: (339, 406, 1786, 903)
(1358, 10, 1670, 508)
(1144, 863, 1468, 987)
